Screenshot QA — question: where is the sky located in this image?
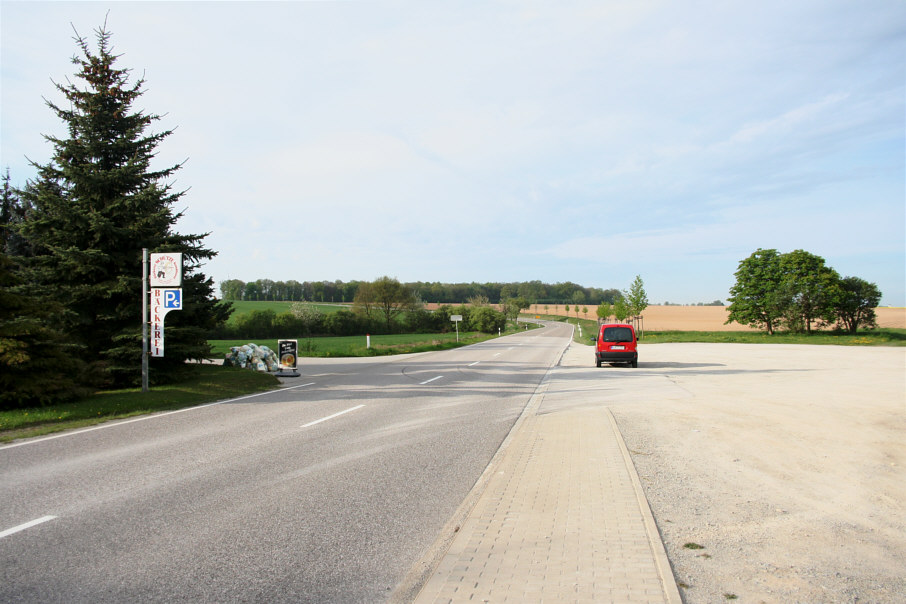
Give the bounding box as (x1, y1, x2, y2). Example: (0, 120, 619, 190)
(2, 1, 904, 305)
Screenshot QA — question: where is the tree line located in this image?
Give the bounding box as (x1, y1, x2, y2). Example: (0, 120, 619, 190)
(214, 302, 510, 341)
(219, 277, 623, 306)
(217, 275, 649, 341)
(215, 292, 508, 345)
(1, 25, 228, 409)
(215, 276, 519, 340)
(726, 248, 882, 334)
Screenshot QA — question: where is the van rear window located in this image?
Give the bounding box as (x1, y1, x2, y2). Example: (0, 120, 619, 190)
(602, 327, 633, 342)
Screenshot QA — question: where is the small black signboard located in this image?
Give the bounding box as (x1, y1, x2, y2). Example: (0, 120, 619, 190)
(277, 339, 300, 377)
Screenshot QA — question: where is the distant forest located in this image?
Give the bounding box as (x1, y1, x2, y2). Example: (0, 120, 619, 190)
(219, 279, 623, 305)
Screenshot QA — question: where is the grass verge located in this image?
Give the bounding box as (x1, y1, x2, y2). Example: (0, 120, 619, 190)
(643, 328, 906, 346)
(0, 365, 279, 444)
(553, 314, 906, 346)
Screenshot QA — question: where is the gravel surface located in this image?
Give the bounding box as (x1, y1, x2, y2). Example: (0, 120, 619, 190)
(568, 342, 905, 603)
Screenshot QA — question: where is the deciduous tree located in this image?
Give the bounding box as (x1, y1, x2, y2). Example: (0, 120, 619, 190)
(779, 250, 840, 333)
(219, 279, 245, 301)
(503, 297, 529, 326)
(291, 302, 324, 352)
(726, 249, 785, 334)
(625, 275, 649, 318)
(353, 276, 418, 332)
(834, 276, 881, 333)
(613, 296, 629, 322)
(596, 301, 612, 322)
(571, 291, 585, 321)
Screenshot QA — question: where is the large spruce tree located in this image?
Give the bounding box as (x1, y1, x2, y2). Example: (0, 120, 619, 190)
(17, 24, 229, 386)
(0, 252, 91, 408)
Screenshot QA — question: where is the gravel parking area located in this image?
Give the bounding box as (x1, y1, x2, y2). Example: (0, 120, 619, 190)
(564, 342, 906, 603)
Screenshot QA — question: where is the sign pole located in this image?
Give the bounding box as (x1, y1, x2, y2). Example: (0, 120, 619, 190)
(450, 314, 463, 342)
(141, 248, 149, 392)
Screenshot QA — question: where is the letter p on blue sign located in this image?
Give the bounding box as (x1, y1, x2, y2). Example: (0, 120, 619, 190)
(164, 288, 182, 309)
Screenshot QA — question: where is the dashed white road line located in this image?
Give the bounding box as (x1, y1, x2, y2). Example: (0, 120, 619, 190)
(420, 376, 444, 385)
(301, 405, 365, 428)
(468, 361, 481, 367)
(0, 516, 57, 539)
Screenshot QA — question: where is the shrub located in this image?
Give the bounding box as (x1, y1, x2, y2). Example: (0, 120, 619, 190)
(470, 306, 506, 333)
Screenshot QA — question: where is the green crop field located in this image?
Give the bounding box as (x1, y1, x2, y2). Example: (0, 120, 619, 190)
(224, 300, 350, 323)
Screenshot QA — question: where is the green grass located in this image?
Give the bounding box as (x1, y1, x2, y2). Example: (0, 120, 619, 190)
(225, 300, 348, 324)
(550, 314, 906, 347)
(643, 328, 906, 346)
(0, 365, 280, 443)
(210, 328, 520, 358)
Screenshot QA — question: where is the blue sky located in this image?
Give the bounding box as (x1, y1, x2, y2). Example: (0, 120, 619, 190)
(2, 1, 904, 305)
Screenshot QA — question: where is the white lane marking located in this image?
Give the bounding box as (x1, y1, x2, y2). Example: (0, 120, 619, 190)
(0, 382, 318, 451)
(301, 405, 365, 428)
(493, 353, 501, 357)
(0, 515, 57, 539)
(420, 376, 444, 385)
(468, 361, 481, 367)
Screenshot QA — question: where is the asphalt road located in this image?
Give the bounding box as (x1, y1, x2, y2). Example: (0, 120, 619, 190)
(0, 321, 572, 603)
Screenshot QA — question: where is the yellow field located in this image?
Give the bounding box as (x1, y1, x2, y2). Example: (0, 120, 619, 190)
(526, 304, 906, 331)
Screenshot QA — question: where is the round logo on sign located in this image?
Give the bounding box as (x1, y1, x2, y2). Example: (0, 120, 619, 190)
(151, 254, 182, 287)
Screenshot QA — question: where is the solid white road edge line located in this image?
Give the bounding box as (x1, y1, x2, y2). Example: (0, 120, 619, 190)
(301, 405, 365, 428)
(420, 376, 444, 385)
(0, 515, 57, 539)
(0, 382, 318, 451)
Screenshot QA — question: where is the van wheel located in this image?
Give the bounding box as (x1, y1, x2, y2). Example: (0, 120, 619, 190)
(595, 358, 602, 368)
(631, 359, 638, 368)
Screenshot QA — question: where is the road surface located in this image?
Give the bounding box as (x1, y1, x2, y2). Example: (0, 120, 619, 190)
(0, 322, 572, 603)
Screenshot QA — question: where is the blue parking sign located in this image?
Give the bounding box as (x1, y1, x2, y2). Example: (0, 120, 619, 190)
(164, 288, 182, 309)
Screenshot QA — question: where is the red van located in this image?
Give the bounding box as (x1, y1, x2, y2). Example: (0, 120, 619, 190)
(593, 323, 638, 368)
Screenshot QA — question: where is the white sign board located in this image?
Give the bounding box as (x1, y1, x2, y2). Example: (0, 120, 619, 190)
(150, 288, 182, 357)
(150, 253, 183, 287)
(450, 314, 462, 342)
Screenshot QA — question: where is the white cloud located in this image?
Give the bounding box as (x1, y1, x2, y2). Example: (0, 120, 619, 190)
(2, 0, 903, 304)
(729, 93, 851, 144)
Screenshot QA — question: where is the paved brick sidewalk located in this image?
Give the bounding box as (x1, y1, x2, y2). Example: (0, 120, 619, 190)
(411, 345, 681, 603)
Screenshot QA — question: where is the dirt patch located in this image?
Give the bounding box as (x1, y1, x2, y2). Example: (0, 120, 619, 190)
(563, 342, 906, 602)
